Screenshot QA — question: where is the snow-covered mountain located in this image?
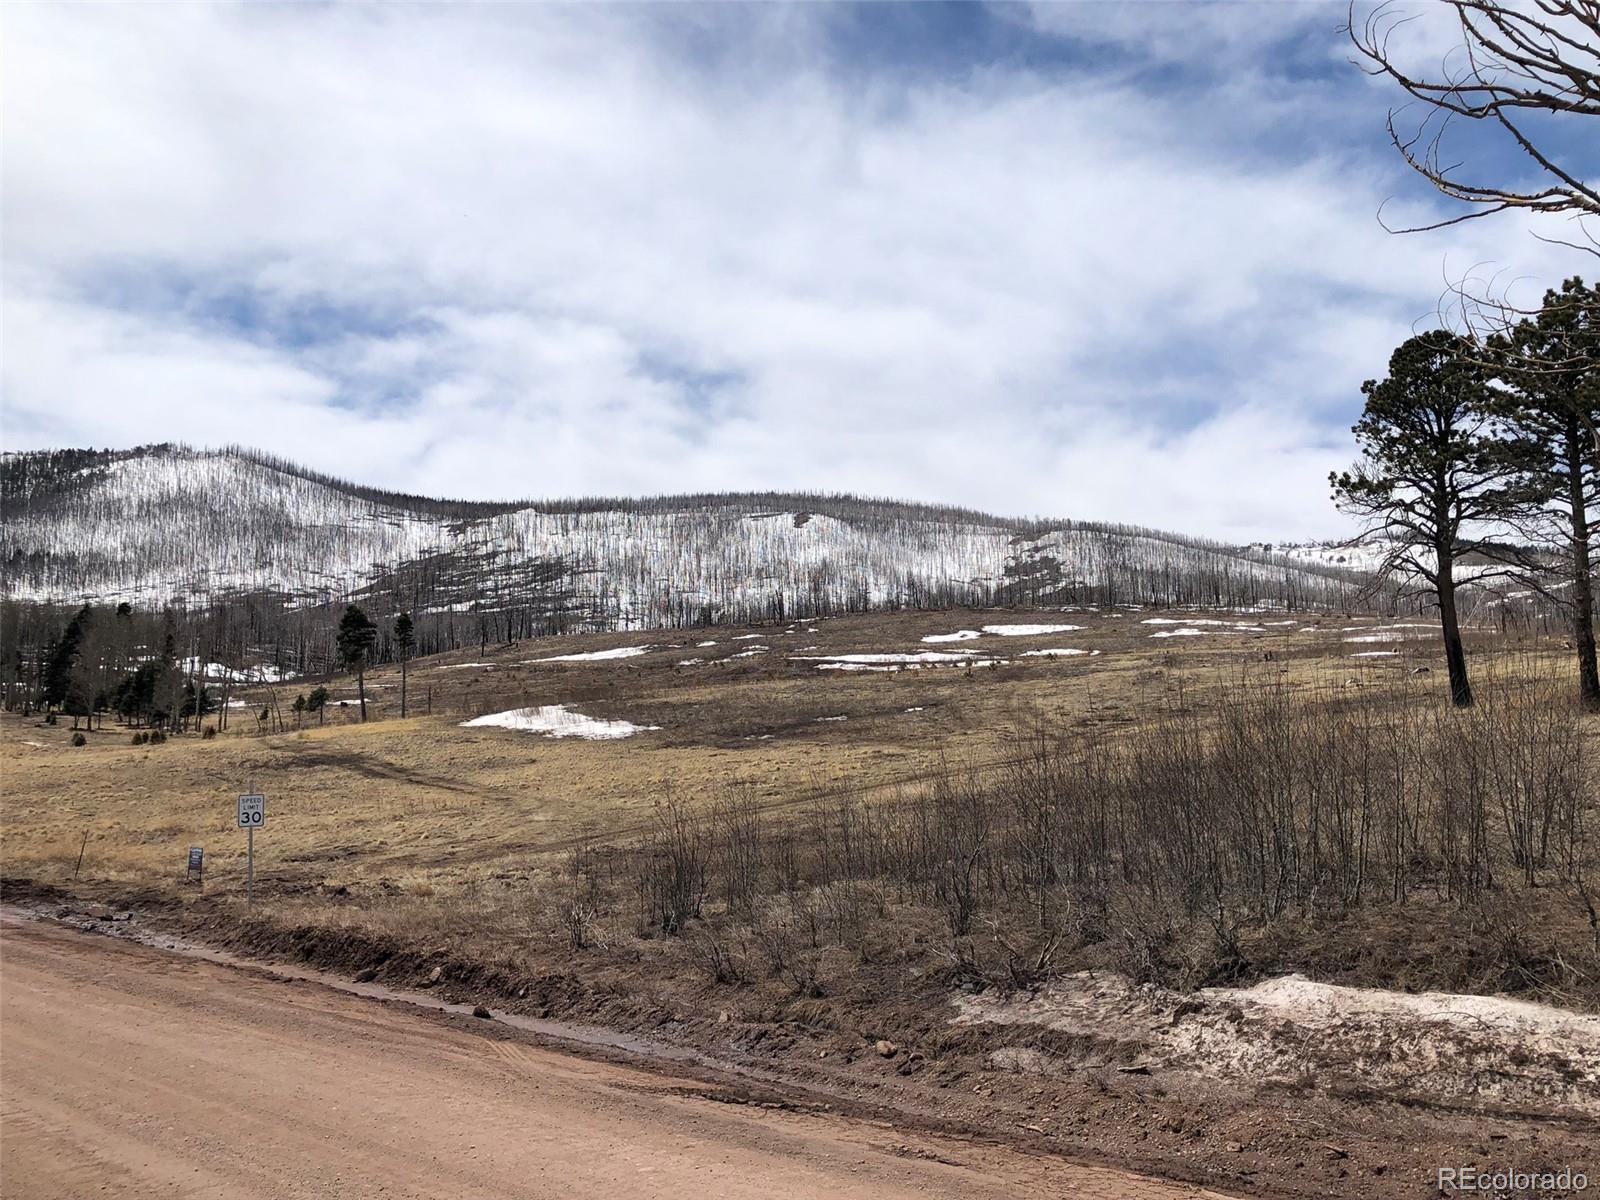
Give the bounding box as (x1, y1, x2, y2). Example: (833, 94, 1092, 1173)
(2, 446, 1363, 631)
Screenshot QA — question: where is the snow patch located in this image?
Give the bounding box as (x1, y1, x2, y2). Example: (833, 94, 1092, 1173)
(981, 623, 1085, 636)
(793, 651, 979, 666)
(461, 705, 659, 740)
(954, 971, 1600, 1118)
(527, 646, 653, 663)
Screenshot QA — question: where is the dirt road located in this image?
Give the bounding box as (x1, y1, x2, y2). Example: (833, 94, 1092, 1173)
(0, 915, 1224, 1199)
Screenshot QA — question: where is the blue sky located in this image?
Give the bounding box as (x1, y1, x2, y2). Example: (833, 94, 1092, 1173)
(1, 1, 1593, 539)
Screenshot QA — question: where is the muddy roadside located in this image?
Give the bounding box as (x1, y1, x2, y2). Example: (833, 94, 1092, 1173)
(5, 877, 1596, 1199)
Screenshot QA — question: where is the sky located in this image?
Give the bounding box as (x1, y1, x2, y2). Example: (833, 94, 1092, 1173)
(1, 1, 1594, 541)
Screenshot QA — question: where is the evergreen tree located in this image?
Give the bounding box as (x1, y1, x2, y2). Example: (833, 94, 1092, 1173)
(335, 605, 377, 721)
(1331, 331, 1522, 707)
(307, 685, 329, 726)
(1489, 277, 1600, 709)
(393, 611, 415, 718)
(180, 680, 214, 727)
(68, 608, 111, 731)
(156, 608, 182, 730)
(113, 661, 164, 725)
(42, 604, 91, 710)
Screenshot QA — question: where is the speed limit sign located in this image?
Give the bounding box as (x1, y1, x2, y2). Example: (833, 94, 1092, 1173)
(238, 794, 266, 828)
(238, 793, 265, 906)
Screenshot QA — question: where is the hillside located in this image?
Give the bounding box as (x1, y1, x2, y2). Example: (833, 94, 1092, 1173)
(1, 445, 1362, 637)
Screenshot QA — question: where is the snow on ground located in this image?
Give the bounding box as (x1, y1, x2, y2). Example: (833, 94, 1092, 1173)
(178, 656, 297, 683)
(1350, 651, 1400, 657)
(1340, 623, 1435, 632)
(980, 623, 1084, 636)
(1275, 540, 1395, 573)
(1150, 628, 1208, 638)
(1343, 629, 1436, 643)
(440, 662, 495, 670)
(953, 971, 1600, 1118)
(4, 448, 1363, 624)
(808, 652, 1008, 672)
(1142, 618, 1276, 633)
(728, 648, 769, 658)
(526, 646, 653, 663)
(460, 705, 659, 740)
(923, 624, 1083, 642)
(793, 651, 979, 667)
(1020, 648, 1095, 657)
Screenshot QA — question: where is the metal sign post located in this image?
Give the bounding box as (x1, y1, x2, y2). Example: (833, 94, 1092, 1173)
(237, 794, 266, 905)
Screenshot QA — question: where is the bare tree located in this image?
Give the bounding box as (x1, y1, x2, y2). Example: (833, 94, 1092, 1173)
(1350, 0, 1599, 237)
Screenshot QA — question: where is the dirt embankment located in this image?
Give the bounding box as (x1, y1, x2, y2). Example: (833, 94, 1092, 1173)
(7, 879, 1598, 1200)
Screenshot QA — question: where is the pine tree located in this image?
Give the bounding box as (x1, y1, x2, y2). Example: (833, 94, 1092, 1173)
(336, 605, 377, 721)
(393, 611, 415, 718)
(307, 685, 329, 726)
(42, 604, 91, 712)
(1331, 331, 1522, 707)
(1489, 277, 1600, 709)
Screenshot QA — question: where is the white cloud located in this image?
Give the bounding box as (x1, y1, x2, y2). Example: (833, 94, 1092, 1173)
(0, 2, 1585, 540)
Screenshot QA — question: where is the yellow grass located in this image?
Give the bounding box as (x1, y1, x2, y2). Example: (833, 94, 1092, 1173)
(0, 605, 1571, 902)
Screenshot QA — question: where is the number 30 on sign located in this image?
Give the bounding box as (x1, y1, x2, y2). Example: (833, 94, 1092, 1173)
(237, 794, 266, 828)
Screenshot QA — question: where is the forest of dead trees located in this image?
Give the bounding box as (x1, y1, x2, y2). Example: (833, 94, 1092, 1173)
(0, 442, 1388, 703)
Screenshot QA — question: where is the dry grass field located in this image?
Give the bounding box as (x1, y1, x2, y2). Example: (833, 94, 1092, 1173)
(1, 603, 1542, 900)
(6, 605, 1597, 1199)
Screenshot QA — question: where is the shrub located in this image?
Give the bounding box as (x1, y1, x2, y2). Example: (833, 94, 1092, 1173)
(147, 729, 167, 745)
(201, 726, 217, 739)
(70, 732, 87, 747)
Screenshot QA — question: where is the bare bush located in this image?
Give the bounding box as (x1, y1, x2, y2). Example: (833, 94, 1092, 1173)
(594, 669, 1592, 999)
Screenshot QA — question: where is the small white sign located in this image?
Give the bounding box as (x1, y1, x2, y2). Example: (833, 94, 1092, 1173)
(238, 794, 266, 829)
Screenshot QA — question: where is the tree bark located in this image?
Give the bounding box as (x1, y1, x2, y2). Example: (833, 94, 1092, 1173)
(1436, 551, 1474, 707)
(357, 666, 368, 722)
(1567, 428, 1600, 709)
(400, 656, 408, 719)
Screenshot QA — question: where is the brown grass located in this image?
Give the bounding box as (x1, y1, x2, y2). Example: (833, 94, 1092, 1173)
(1, 605, 1570, 896)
